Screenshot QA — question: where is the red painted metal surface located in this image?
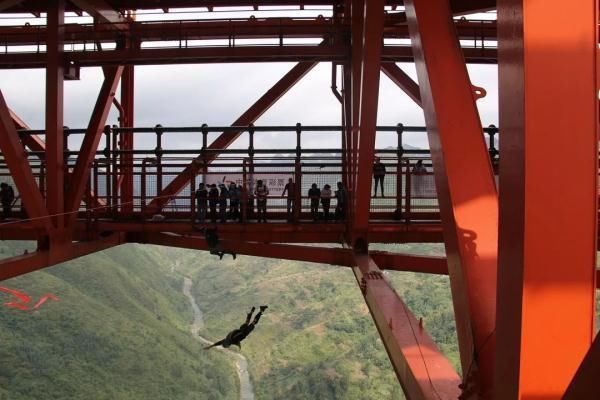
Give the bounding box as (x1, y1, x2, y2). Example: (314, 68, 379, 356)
(350, 0, 384, 239)
(0, 92, 51, 232)
(381, 63, 422, 108)
(119, 65, 135, 214)
(69, 0, 129, 30)
(494, 1, 598, 398)
(352, 253, 461, 399)
(45, 0, 65, 228)
(370, 251, 447, 275)
(405, 0, 499, 395)
(65, 66, 124, 224)
(9, 109, 45, 154)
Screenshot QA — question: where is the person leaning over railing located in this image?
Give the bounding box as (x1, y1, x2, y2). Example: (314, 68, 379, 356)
(254, 179, 269, 223)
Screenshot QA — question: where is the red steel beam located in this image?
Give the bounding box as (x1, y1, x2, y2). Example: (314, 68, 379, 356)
(45, 0, 65, 228)
(137, 232, 355, 266)
(370, 251, 447, 275)
(65, 65, 124, 224)
(0, 46, 498, 69)
(148, 60, 317, 211)
(564, 333, 600, 399)
(0, 92, 51, 232)
(70, 0, 129, 31)
(0, 233, 124, 281)
(1, 1, 495, 15)
(353, 253, 461, 399)
(381, 62, 422, 108)
(9, 108, 45, 153)
(351, 0, 384, 240)
(405, 0, 499, 394)
(119, 65, 135, 214)
(494, 1, 598, 398)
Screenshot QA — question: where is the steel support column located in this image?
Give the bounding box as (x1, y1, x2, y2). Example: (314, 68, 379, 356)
(0, 92, 51, 232)
(495, 1, 598, 398)
(370, 251, 448, 275)
(148, 60, 317, 211)
(45, 0, 65, 228)
(563, 333, 600, 399)
(65, 66, 124, 223)
(350, 0, 385, 242)
(405, 0, 498, 395)
(120, 65, 134, 214)
(353, 254, 461, 399)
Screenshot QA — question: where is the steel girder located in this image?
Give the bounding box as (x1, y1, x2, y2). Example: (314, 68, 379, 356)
(353, 253, 461, 399)
(381, 63, 422, 108)
(494, 1, 598, 398)
(405, 0, 499, 396)
(148, 60, 318, 211)
(9, 109, 46, 154)
(69, 0, 129, 30)
(349, 0, 385, 240)
(1, 0, 496, 15)
(0, 46, 499, 69)
(65, 66, 124, 225)
(119, 65, 135, 214)
(0, 233, 124, 281)
(0, 92, 51, 232)
(45, 0, 65, 229)
(564, 333, 600, 400)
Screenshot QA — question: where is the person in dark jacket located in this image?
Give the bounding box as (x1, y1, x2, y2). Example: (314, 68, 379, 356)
(219, 184, 229, 223)
(0, 183, 15, 219)
(208, 184, 219, 223)
(204, 306, 268, 350)
(228, 182, 240, 222)
(334, 181, 347, 220)
(372, 157, 386, 197)
(308, 183, 321, 221)
(195, 183, 208, 223)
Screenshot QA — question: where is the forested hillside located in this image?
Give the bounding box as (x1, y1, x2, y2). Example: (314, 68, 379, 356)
(175, 243, 457, 400)
(0, 242, 237, 400)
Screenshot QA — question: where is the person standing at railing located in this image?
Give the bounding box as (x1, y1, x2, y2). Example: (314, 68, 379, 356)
(254, 179, 269, 223)
(219, 184, 229, 223)
(208, 184, 219, 223)
(411, 159, 428, 199)
(372, 157, 386, 197)
(308, 183, 321, 222)
(195, 183, 208, 223)
(334, 181, 347, 221)
(0, 183, 15, 219)
(281, 178, 295, 222)
(228, 182, 241, 222)
(321, 184, 332, 221)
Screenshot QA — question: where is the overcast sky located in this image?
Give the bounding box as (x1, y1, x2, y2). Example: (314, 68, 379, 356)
(0, 8, 499, 152)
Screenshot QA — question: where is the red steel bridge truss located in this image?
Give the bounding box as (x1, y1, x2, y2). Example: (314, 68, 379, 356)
(0, 1, 598, 399)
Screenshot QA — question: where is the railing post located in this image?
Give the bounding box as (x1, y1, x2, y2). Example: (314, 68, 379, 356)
(141, 158, 147, 214)
(295, 122, 302, 158)
(248, 124, 255, 221)
(395, 123, 404, 219)
(294, 158, 301, 223)
(155, 124, 164, 208)
(405, 158, 411, 223)
(242, 158, 248, 223)
(190, 168, 195, 224)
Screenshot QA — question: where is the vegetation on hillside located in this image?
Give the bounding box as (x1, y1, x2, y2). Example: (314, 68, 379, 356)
(0, 242, 237, 400)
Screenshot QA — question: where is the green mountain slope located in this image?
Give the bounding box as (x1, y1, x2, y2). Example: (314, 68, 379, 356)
(0, 243, 237, 400)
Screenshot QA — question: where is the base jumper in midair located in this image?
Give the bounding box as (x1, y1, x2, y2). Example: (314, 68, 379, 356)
(204, 306, 268, 350)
